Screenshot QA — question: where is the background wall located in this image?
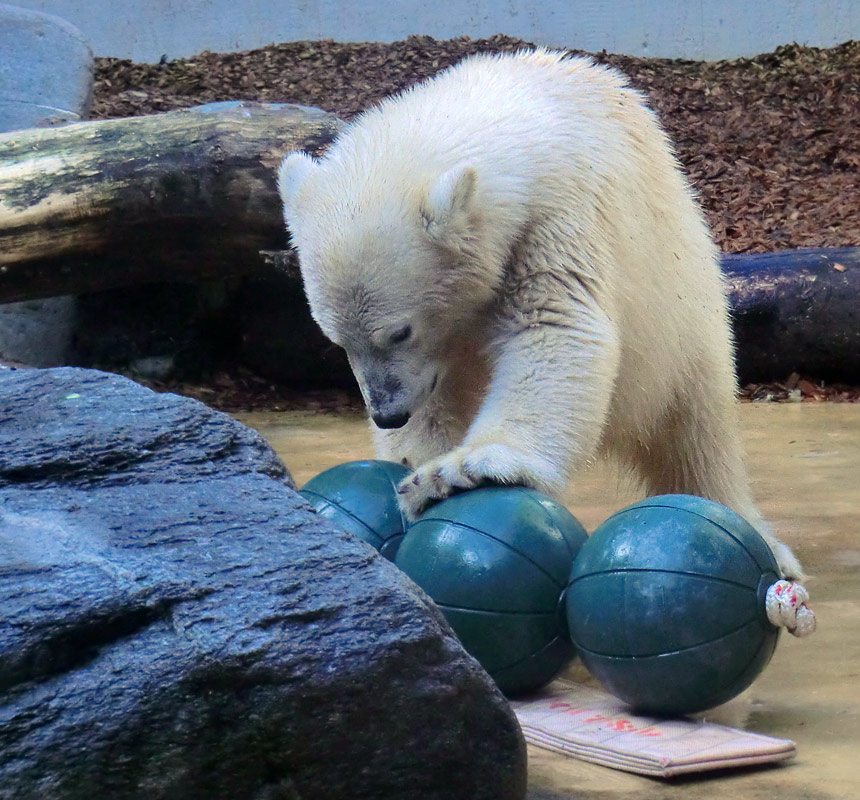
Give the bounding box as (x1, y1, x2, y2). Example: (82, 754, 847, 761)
(9, 0, 860, 63)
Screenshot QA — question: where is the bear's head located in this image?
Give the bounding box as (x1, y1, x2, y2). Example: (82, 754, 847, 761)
(278, 151, 499, 429)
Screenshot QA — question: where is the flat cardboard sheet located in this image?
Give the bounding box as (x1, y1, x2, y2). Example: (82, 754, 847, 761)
(511, 680, 796, 778)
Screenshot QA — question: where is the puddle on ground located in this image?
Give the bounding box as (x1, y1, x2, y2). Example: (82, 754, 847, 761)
(239, 403, 860, 800)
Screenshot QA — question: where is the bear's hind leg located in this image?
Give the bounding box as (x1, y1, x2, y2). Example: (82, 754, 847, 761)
(618, 389, 805, 581)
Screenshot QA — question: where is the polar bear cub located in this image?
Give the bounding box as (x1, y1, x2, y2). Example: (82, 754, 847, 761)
(278, 49, 803, 580)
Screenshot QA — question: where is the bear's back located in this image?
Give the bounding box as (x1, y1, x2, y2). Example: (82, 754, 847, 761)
(330, 49, 658, 187)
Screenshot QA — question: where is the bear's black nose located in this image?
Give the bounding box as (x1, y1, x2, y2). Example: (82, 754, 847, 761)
(372, 411, 411, 429)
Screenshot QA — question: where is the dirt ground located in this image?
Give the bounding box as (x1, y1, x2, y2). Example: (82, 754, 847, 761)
(90, 36, 860, 410)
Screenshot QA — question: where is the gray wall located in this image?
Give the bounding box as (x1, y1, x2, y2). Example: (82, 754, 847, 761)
(8, 0, 860, 63)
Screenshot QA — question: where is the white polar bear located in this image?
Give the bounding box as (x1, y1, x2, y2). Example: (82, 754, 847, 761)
(278, 48, 804, 582)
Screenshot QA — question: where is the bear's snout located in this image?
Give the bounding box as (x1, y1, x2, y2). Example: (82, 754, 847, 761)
(371, 410, 411, 429)
(365, 372, 412, 429)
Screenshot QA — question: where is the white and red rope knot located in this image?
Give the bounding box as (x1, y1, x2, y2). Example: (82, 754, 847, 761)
(765, 579, 816, 638)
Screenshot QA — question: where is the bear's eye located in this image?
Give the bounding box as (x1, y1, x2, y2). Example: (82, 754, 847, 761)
(389, 325, 412, 346)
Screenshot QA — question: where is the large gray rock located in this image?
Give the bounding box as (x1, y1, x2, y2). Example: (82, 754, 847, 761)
(0, 367, 527, 800)
(0, 295, 77, 368)
(0, 3, 93, 131)
(0, 4, 93, 369)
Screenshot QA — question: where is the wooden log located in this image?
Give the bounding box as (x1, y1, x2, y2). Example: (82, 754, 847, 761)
(0, 102, 343, 302)
(722, 247, 860, 384)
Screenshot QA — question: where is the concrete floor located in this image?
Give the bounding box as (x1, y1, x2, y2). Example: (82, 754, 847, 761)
(242, 403, 860, 800)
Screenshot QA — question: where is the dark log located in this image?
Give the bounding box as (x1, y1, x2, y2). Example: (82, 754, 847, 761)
(0, 102, 343, 303)
(722, 247, 860, 384)
(0, 366, 527, 800)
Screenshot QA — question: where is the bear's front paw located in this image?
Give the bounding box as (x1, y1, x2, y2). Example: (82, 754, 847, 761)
(396, 442, 562, 521)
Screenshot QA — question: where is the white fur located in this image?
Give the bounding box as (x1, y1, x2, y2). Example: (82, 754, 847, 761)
(278, 49, 803, 580)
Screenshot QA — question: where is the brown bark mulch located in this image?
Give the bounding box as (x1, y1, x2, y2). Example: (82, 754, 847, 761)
(125, 358, 860, 413)
(740, 374, 860, 404)
(132, 370, 859, 415)
(90, 35, 860, 409)
(93, 35, 860, 255)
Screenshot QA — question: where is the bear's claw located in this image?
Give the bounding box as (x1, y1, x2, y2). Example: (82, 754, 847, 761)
(396, 442, 559, 521)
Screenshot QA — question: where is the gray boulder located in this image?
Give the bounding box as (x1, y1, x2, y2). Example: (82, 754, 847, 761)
(0, 367, 527, 800)
(0, 3, 94, 369)
(0, 3, 93, 131)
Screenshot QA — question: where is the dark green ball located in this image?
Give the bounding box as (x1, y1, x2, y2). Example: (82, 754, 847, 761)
(566, 494, 781, 715)
(300, 460, 410, 559)
(395, 487, 588, 696)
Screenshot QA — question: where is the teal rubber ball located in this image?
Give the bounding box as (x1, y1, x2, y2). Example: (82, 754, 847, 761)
(395, 487, 588, 696)
(300, 460, 410, 559)
(566, 494, 781, 715)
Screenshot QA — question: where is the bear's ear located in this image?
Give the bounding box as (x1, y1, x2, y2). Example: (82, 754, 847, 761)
(277, 151, 317, 218)
(420, 164, 478, 250)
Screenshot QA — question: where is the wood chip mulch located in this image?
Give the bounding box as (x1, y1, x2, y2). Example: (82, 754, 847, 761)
(93, 35, 860, 255)
(114, 369, 860, 415)
(740, 373, 860, 404)
(135, 369, 364, 415)
(91, 35, 860, 408)
(128, 372, 858, 415)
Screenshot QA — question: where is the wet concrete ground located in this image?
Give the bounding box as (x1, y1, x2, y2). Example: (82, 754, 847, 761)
(241, 404, 860, 800)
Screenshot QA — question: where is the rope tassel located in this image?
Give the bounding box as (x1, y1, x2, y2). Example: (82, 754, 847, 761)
(766, 580, 817, 637)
